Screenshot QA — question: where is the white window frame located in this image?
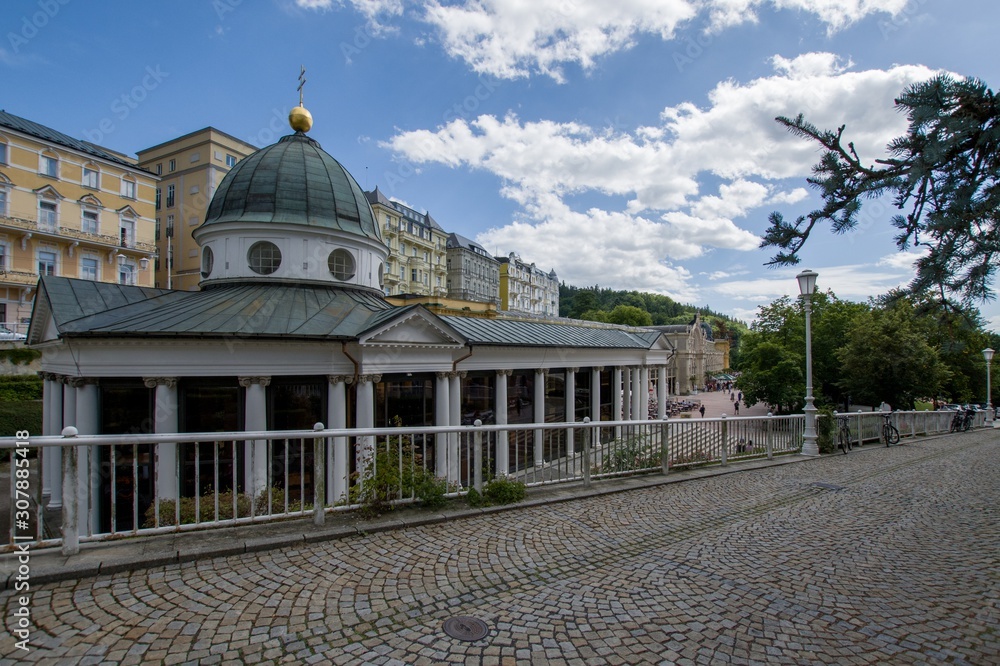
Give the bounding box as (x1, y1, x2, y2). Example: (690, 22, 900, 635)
(80, 255, 99, 281)
(38, 199, 58, 230)
(40, 153, 58, 178)
(0, 242, 8, 271)
(120, 215, 136, 248)
(118, 262, 135, 286)
(82, 166, 99, 189)
(0, 142, 7, 164)
(121, 177, 136, 199)
(226, 154, 237, 167)
(38, 249, 57, 277)
(0, 185, 8, 217)
(81, 208, 99, 235)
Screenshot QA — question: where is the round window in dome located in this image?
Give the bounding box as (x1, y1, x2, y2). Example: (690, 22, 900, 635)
(248, 241, 281, 275)
(201, 247, 214, 278)
(328, 249, 356, 281)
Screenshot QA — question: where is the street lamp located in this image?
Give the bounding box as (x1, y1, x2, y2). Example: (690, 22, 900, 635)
(797, 269, 819, 456)
(984, 348, 994, 424)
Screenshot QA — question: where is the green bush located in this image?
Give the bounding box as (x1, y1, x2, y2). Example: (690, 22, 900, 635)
(816, 408, 836, 454)
(0, 348, 41, 365)
(0, 375, 43, 402)
(143, 486, 310, 527)
(0, 400, 43, 437)
(482, 475, 526, 505)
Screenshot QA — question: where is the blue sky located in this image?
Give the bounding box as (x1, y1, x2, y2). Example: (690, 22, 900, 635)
(3, 0, 998, 329)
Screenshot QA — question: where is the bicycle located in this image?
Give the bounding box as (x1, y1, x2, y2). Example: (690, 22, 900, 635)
(836, 415, 852, 454)
(881, 412, 900, 447)
(950, 409, 974, 433)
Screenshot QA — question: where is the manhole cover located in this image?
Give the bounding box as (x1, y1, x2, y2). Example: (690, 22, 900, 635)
(442, 616, 489, 641)
(812, 482, 846, 491)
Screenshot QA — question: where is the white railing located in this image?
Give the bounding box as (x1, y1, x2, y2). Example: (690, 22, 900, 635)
(0, 411, 987, 557)
(823, 409, 986, 446)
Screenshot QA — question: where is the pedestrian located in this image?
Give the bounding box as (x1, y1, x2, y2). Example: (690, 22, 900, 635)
(738, 391, 743, 402)
(699, 404, 705, 418)
(734, 401, 739, 415)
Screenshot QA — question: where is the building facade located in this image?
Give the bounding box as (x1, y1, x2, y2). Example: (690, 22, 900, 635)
(445, 232, 499, 305)
(0, 111, 157, 333)
(498, 252, 559, 318)
(652, 314, 725, 394)
(366, 187, 448, 298)
(30, 102, 677, 536)
(137, 128, 257, 291)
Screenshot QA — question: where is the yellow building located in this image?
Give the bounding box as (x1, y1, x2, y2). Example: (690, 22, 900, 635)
(498, 252, 559, 318)
(137, 128, 256, 290)
(0, 110, 158, 333)
(366, 187, 448, 297)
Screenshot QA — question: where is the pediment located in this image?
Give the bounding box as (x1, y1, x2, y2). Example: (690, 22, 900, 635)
(79, 193, 103, 207)
(33, 184, 63, 199)
(116, 204, 139, 217)
(359, 307, 465, 348)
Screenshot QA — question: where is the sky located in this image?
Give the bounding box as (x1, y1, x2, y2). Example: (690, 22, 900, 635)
(2, 0, 998, 330)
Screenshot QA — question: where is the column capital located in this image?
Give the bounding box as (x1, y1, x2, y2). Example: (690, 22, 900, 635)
(64, 376, 97, 388)
(567, 367, 579, 373)
(449, 370, 467, 379)
(496, 369, 513, 377)
(238, 376, 271, 388)
(592, 366, 604, 373)
(143, 377, 178, 389)
(535, 368, 548, 377)
(357, 373, 382, 384)
(327, 374, 355, 385)
(436, 371, 450, 380)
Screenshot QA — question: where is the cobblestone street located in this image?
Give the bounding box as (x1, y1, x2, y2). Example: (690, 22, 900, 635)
(2, 430, 998, 665)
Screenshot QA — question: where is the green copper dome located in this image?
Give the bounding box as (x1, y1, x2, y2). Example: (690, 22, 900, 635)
(202, 132, 381, 243)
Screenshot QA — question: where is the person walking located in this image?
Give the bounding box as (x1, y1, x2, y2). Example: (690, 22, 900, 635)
(699, 404, 706, 418)
(734, 401, 740, 415)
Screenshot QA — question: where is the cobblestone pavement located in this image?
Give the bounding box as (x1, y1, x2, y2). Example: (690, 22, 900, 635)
(2, 430, 998, 665)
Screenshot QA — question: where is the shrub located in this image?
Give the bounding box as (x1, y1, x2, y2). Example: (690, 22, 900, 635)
(816, 407, 836, 454)
(0, 375, 43, 402)
(0, 348, 41, 366)
(482, 475, 525, 505)
(143, 486, 310, 528)
(0, 400, 43, 437)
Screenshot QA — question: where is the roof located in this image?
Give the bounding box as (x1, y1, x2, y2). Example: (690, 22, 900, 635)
(0, 110, 147, 172)
(440, 316, 661, 349)
(137, 126, 258, 156)
(33, 277, 392, 340)
(446, 232, 493, 256)
(202, 132, 381, 243)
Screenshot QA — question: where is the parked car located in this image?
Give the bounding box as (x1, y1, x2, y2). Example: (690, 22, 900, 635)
(0, 325, 26, 341)
(938, 403, 962, 411)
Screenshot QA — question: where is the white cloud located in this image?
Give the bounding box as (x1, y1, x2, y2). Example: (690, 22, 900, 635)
(384, 56, 939, 296)
(876, 249, 928, 271)
(710, 262, 913, 304)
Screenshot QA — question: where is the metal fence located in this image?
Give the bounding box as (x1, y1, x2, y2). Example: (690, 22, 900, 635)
(0, 410, 989, 557)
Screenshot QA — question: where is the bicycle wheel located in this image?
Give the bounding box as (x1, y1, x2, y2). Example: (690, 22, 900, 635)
(840, 428, 852, 453)
(887, 425, 900, 445)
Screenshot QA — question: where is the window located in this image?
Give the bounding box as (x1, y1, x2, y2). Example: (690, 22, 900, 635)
(400, 243, 406, 256)
(83, 167, 99, 189)
(155, 188, 161, 210)
(155, 163, 162, 175)
(247, 241, 281, 275)
(226, 154, 237, 167)
(168, 159, 175, 172)
(154, 218, 160, 241)
(190, 152, 200, 163)
(166, 215, 174, 238)
(119, 262, 134, 285)
(0, 142, 7, 164)
(38, 250, 57, 276)
(41, 154, 58, 178)
(38, 201, 57, 229)
(80, 257, 98, 280)
(166, 184, 175, 207)
(82, 210, 99, 234)
(120, 217, 135, 247)
(0, 187, 7, 216)
(327, 249, 355, 281)
(411, 269, 417, 282)
(0, 243, 7, 271)
(121, 178, 136, 199)
(201, 247, 214, 278)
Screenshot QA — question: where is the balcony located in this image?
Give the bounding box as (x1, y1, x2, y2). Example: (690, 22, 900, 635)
(1, 210, 157, 254)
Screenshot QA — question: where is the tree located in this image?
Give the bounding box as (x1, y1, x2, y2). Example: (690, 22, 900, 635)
(606, 304, 652, 327)
(735, 338, 804, 412)
(836, 300, 951, 409)
(762, 74, 1000, 306)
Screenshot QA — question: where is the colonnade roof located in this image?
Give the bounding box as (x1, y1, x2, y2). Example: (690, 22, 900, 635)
(441, 315, 663, 349)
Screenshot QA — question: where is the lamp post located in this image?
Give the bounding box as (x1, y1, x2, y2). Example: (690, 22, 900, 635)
(984, 348, 994, 424)
(797, 269, 819, 456)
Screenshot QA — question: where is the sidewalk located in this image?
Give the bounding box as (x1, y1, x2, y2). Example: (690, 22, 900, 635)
(686, 387, 770, 418)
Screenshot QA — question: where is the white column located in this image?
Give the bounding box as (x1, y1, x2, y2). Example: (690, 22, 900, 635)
(435, 372, 450, 478)
(590, 367, 602, 422)
(355, 374, 379, 475)
(631, 367, 642, 421)
(73, 379, 99, 536)
(43, 374, 65, 508)
(640, 366, 650, 420)
(327, 375, 351, 505)
(449, 372, 463, 484)
(622, 367, 632, 421)
(657, 366, 667, 419)
(534, 369, 546, 466)
(240, 376, 270, 498)
(612, 367, 623, 420)
(565, 368, 577, 457)
(145, 377, 179, 502)
(495, 370, 510, 476)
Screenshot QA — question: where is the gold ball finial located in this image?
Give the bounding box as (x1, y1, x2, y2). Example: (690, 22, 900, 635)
(289, 105, 313, 133)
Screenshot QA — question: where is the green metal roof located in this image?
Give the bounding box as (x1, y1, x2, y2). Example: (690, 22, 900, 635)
(0, 110, 146, 171)
(440, 316, 662, 349)
(36, 277, 392, 339)
(202, 132, 382, 243)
